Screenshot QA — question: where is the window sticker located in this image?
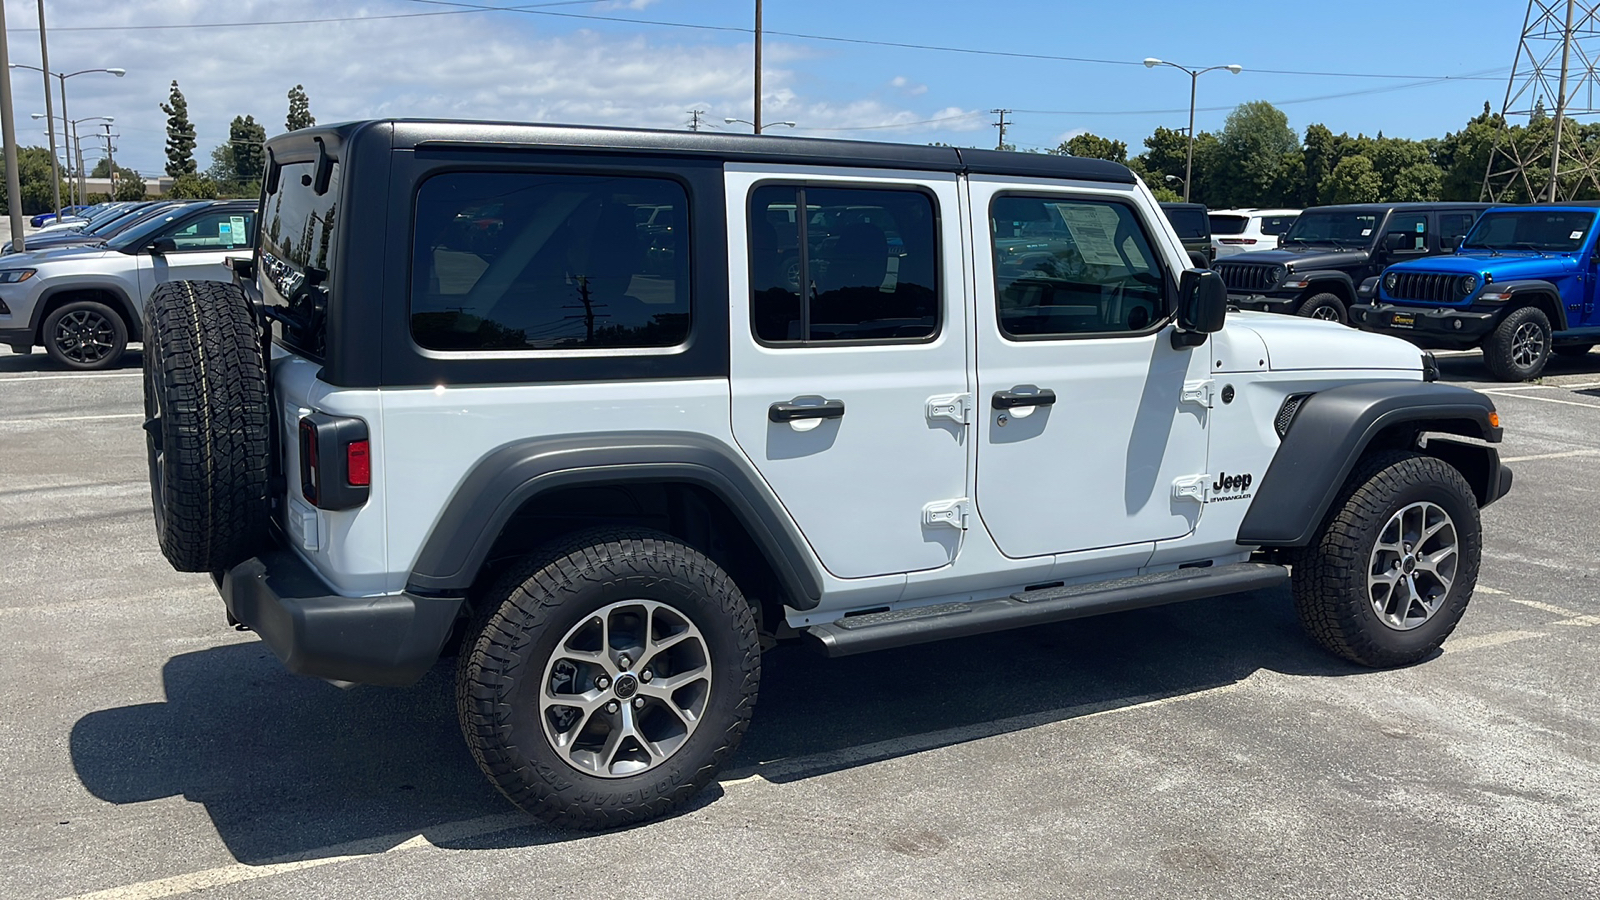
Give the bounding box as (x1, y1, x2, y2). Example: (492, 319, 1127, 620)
(1416, 222, 1425, 232)
(1361, 228, 1373, 237)
(1571, 231, 1584, 240)
(1057, 204, 1126, 267)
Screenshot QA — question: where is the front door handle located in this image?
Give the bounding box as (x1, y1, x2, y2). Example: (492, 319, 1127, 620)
(769, 399, 846, 423)
(992, 389, 1057, 410)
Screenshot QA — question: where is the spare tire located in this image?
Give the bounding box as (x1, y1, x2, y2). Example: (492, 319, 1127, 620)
(143, 280, 271, 572)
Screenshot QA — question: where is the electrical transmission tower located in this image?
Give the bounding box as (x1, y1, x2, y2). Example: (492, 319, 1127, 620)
(1483, 0, 1600, 201)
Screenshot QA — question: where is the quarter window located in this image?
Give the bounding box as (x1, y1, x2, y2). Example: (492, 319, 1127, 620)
(748, 185, 939, 343)
(410, 172, 690, 352)
(991, 196, 1166, 338)
(1439, 212, 1476, 244)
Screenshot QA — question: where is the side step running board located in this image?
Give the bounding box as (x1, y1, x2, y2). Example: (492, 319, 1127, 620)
(804, 562, 1289, 657)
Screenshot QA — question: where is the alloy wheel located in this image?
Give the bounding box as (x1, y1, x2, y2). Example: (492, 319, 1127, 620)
(1367, 501, 1458, 631)
(1511, 320, 1546, 369)
(53, 309, 116, 365)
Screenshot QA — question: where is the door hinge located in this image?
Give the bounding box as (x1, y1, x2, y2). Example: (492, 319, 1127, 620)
(923, 498, 970, 530)
(1181, 379, 1214, 408)
(1172, 474, 1208, 503)
(925, 393, 972, 425)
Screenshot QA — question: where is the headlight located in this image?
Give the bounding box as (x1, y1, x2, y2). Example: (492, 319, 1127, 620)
(1460, 274, 1478, 294)
(1265, 264, 1285, 284)
(1383, 271, 1398, 291)
(0, 269, 35, 284)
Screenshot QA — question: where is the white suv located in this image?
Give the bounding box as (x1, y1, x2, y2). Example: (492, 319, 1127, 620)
(1209, 207, 1300, 258)
(141, 121, 1512, 830)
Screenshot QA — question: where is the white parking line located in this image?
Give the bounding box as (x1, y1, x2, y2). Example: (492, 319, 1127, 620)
(0, 412, 142, 425)
(1501, 449, 1600, 463)
(1443, 630, 1544, 653)
(0, 371, 142, 382)
(1481, 391, 1600, 410)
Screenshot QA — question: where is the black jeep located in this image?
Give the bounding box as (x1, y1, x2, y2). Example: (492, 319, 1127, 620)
(1218, 202, 1491, 324)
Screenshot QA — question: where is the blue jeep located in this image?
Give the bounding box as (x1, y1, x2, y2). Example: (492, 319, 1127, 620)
(1352, 204, 1600, 380)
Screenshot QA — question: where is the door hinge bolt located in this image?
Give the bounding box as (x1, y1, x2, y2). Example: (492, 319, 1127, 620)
(923, 498, 970, 530)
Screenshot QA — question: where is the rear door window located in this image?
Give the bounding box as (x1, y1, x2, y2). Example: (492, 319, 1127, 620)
(262, 160, 340, 357)
(1209, 215, 1248, 235)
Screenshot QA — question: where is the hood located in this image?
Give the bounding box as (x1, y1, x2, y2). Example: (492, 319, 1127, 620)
(1226, 311, 1422, 372)
(1388, 250, 1576, 282)
(2, 244, 117, 266)
(1217, 246, 1368, 269)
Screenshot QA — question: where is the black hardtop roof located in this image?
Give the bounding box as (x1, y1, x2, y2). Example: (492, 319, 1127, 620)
(264, 118, 1137, 184)
(1481, 201, 1600, 210)
(1300, 202, 1494, 214)
(1159, 202, 1207, 210)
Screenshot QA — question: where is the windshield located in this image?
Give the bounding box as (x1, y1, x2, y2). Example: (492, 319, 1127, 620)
(1163, 207, 1209, 240)
(85, 206, 157, 235)
(1282, 210, 1378, 247)
(1209, 215, 1248, 235)
(1462, 209, 1596, 252)
(106, 204, 203, 252)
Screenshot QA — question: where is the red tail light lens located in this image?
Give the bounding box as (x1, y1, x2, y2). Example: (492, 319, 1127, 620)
(346, 440, 370, 486)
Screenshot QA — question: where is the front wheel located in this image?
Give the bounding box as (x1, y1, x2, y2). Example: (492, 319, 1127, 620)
(43, 299, 128, 370)
(1295, 292, 1347, 324)
(457, 528, 760, 830)
(1483, 306, 1551, 381)
(1291, 451, 1481, 668)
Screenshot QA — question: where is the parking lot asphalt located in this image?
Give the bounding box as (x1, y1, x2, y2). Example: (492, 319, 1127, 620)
(1, 345, 1598, 900)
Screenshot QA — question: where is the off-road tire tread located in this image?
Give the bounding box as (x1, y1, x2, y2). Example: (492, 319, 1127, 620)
(456, 527, 760, 830)
(1483, 305, 1551, 382)
(144, 280, 270, 572)
(1295, 292, 1347, 324)
(1291, 451, 1481, 668)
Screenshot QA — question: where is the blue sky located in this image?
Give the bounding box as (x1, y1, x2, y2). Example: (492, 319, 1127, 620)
(2, 0, 1537, 178)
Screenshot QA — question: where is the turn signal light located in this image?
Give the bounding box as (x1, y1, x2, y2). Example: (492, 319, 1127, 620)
(346, 440, 370, 486)
(1489, 412, 1500, 429)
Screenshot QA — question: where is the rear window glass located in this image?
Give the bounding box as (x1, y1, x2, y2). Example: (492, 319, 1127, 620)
(1260, 215, 1296, 235)
(1209, 215, 1248, 235)
(261, 161, 340, 358)
(410, 171, 690, 351)
(1163, 207, 1209, 239)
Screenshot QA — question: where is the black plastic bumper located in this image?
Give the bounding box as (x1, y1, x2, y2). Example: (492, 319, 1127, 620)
(1489, 460, 1514, 507)
(1350, 302, 1499, 349)
(217, 545, 464, 686)
(1228, 293, 1298, 313)
(0, 326, 33, 350)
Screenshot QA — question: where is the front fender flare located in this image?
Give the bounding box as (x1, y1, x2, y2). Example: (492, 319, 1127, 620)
(1237, 381, 1504, 547)
(1481, 280, 1569, 331)
(1293, 271, 1358, 302)
(405, 432, 824, 609)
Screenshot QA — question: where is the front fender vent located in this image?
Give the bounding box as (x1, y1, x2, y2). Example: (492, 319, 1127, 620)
(1275, 393, 1314, 439)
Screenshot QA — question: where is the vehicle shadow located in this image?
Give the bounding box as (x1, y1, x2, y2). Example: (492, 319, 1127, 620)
(70, 585, 1376, 864)
(0, 346, 143, 374)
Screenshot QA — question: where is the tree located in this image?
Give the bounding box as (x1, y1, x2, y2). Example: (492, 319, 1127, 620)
(0, 146, 68, 215)
(1321, 155, 1383, 204)
(161, 80, 197, 177)
(205, 144, 235, 185)
(114, 175, 147, 201)
(1214, 101, 1300, 207)
(1391, 162, 1445, 202)
(168, 173, 219, 200)
(286, 84, 315, 132)
(1053, 132, 1127, 162)
(229, 115, 267, 184)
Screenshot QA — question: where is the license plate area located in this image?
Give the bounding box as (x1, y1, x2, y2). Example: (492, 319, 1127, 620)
(1390, 313, 1415, 329)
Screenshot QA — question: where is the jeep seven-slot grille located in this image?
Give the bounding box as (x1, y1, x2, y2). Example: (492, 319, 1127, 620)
(1217, 262, 1277, 292)
(1389, 271, 1461, 304)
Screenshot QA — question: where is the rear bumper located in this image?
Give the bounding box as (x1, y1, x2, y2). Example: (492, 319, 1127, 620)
(1350, 302, 1498, 349)
(217, 544, 463, 686)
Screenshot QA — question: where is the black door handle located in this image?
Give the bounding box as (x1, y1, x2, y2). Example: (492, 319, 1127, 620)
(992, 389, 1057, 410)
(769, 399, 846, 423)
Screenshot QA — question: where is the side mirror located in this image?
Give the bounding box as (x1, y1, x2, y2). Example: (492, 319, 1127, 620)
(147, 237, 177, 255)
(1382, 232, 1411, 254)
(1446, 235, 1464, 251)
(1172, 267, 1227, 348)
(1187, 249, 1210, 269)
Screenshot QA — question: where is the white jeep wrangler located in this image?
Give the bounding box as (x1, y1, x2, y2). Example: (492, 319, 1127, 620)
(142, 120, 1513, 830)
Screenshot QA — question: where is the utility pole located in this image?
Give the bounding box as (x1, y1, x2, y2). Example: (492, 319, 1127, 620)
(100, 123, 116, 195)
(991, 109, 1011, 150)
(1548, 0, 1577, 202)
(753, 0, 763, 134)
(0, 1, 26, 252)
(36, 0, 59, 216)
(688, 109, 706, 131)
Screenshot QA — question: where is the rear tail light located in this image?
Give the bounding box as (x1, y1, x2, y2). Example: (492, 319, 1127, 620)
(297, 413, 370, 510)
(1219, 238, 1258, 245)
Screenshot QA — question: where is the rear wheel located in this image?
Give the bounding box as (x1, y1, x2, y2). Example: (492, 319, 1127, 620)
(42, 299, 128, 370)
(457, 528, 760, 830)
(1483, 306, 1551, 381)
(1295, 292, 1347, 324)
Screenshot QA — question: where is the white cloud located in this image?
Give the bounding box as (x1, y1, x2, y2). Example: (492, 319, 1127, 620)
(890, 76, 928, 96)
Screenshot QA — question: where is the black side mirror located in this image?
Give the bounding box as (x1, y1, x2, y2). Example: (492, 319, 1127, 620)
(1446, 235, 1464, 251)
(147, 237, 177, 255)
(1172, 268, 1227, 348)
(1187, 249, 1210, 269)
(1382, 232, 1411, 254)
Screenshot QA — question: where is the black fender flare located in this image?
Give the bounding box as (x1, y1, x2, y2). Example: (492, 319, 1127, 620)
(34, 282, 143, 342)
(405, 431, 824, 609)
(1481, 280, 1569, 331)
(1293, 271, 1358, 303)
(1237, 381, 1506, 547)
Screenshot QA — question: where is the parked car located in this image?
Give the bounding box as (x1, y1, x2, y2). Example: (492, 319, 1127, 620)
(30, 202, 133, 237)
(30, 205, 92, 229)
(0, 200, 258, 368)
(139, 119, 1510, 832)
(1159, 201, 1214, 265)
(1216, 202, 1492, 323)
(1353, 203, 1600, 380)
(5, 201, 177, 255)
(1208, 208, 1300, 258)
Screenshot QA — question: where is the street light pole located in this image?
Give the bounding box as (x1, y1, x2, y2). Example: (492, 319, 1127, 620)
(0, 2, 26, 251)
(36, 0, 59, 216)
(724, 117, 794, 132)
(753, 0, 762, 135)
(1143, 58, 1242, 202)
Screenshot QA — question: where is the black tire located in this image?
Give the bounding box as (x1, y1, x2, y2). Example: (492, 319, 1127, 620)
(1483, 305, 1551, 381)
(1291, 451, 1482, 668)
(143, 280, 271, 572)
(42, 299, 129, 370)
(1295, 292, 1347, 324)
(1553, 343, 1594, 359)
(457, 528, 760, 830)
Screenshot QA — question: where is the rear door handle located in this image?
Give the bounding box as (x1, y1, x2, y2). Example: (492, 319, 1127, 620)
(992, 389, 1057, 410)
(769, 399, 846, 423)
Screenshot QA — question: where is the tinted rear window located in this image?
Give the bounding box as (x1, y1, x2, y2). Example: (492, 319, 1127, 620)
(261, 160, 340, 358)
(1163, 207, 1209, 239)
(1260, 215, 1296, 235)
(1209, 215, 1248, 235)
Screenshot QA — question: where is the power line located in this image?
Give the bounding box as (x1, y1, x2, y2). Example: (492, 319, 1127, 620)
(1, 0, 598, 33)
